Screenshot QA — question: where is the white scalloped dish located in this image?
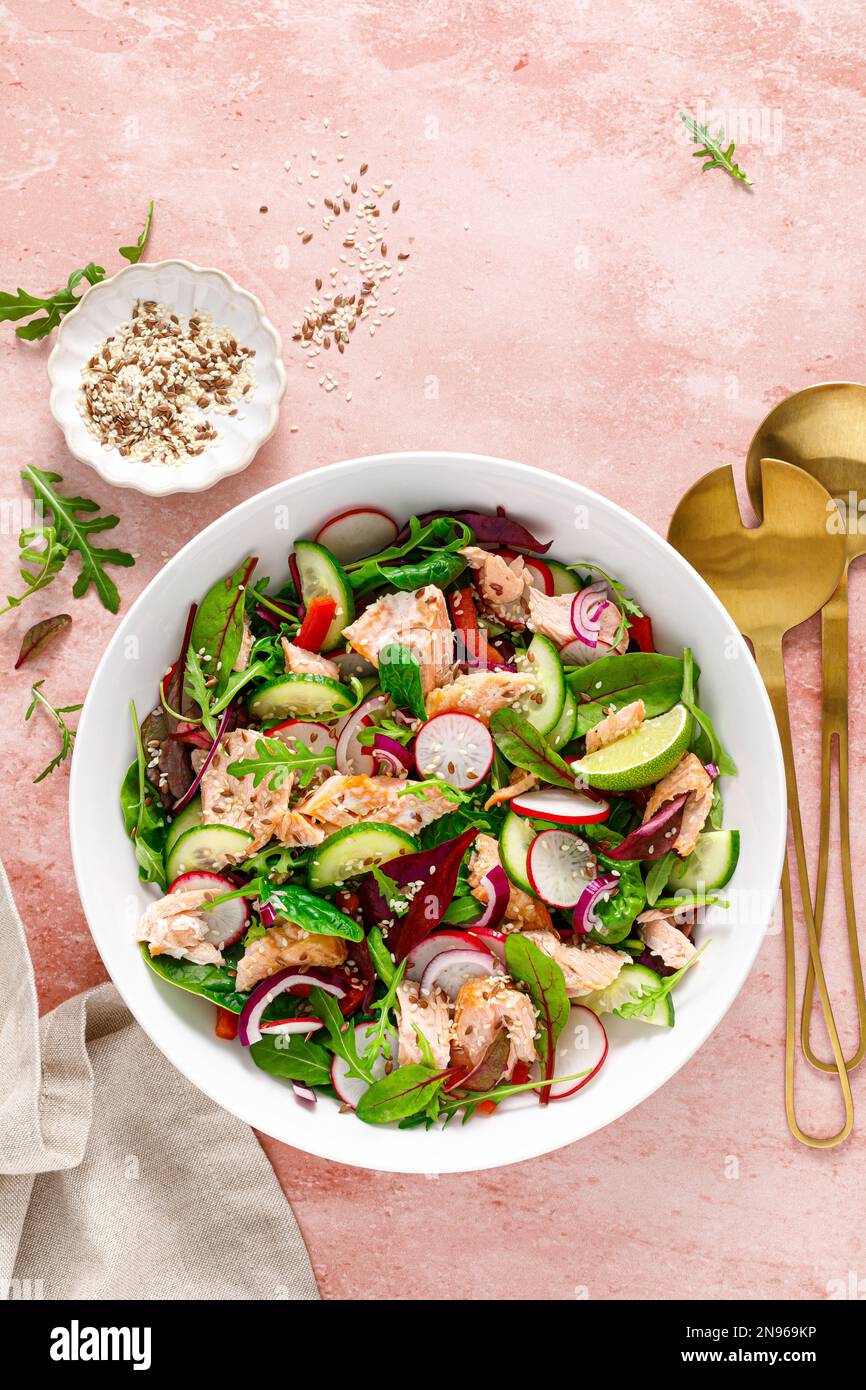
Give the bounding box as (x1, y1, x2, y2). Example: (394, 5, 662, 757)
(47, 259, 286, 498)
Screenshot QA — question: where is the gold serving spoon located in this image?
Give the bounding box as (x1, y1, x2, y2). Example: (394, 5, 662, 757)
(747, 384, 866, 1073)
(668, 458, 853, 1147)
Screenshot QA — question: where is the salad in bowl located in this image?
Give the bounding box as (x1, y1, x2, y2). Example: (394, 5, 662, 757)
(123, 501, 740, 1128)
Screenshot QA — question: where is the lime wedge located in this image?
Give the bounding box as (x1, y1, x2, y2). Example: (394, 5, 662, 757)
(571, 703, 691, 791)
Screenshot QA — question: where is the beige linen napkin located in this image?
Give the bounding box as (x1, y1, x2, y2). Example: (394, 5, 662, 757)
(0, 860, 318, 1300)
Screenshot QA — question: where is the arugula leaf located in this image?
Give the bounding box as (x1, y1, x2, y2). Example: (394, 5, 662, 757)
(645, 850, 676, 907)
(311, 986, 375, 1085)
(371, 864, 405, 915)
(249, 1032, 332, 1087)
(259, 883, 364, 941)
(1, 525, 69, 618)
(189, 557, 257, 696)
(356, 715, 413, 749)
(681, 648, 737, 776)
(505, 933, 569, 1101)
(183, 647, 218, 738)
(227, 734, 335, 791)
(120, 700, 168, 887)
(236, 843, 308, 881)
(355, 1064, 449, 1125)
(616, 942, 710, 1020)
(680, 113, 752, 185)
(378, 643, 426, 719)
(25, 680, 83, 784)
(359, 956, 407, 1066)
(14, 613, 71, 669)
(367, 924, 397, 986)
(568, 652, 687, 735)
(20, 467, 134, 614)
(118, 200, 155, 264)
(398, 778, 470, 805)
(345, 515, 472, 593)
(1, 204, 155, 338)
(489, 707, 576, 789)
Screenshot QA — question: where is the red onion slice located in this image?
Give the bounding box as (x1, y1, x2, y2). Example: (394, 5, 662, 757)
(172, 702, 233, 812)
(573, 873, 621, 935)
(472, 865, 510, 930)
(705, 762, 719, 780)
(570, 589, 611, 648)
(373, 731, 413, 776)
(258, 902, 278, 929)
(238, 969, 345, 1047)
(292, 1082, 317, 1107)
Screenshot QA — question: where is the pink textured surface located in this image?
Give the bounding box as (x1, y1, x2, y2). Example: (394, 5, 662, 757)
(2, 0, 865, 1300)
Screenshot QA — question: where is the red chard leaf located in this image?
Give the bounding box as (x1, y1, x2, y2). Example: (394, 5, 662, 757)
(357, 828, 479, 961)
(14, 613, 71, 668)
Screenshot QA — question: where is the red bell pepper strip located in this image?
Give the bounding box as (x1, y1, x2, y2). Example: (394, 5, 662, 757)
(214, 1007, 238, 1040)
(449, 586, 499, 667)
(296, 594, 337, 652)
(627, 612, 655, 653)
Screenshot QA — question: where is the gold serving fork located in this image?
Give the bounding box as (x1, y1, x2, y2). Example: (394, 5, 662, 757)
(747, 384, 866, 1072)
(668, 459, 853, 1147)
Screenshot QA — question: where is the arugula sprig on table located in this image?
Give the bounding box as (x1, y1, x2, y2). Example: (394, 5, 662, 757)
(0, 201, 154, 340)
(24, 680, 83, 783)
(680, 113, 752, 186)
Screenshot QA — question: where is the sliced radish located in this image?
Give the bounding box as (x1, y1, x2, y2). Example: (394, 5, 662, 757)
(335, 691, 390, 774)
(413, 712, 494, 790)
(168, 870, 249, 948)
(526, 829, 598, 909)
(315, 507, 399, 564)
(259, 1016, 324, 1036)
(406, 929, 489, 983)
(331, 1021, 395, 1109)
(267, 719, 338, 753)
(466, 926, 507, 964)
(238, 970, 345, 1047)
(419, 946, 497, 1000)
(499, 549, 555, 596)
(535, 1005, 608, 1099)
(511, 787, 610, 825)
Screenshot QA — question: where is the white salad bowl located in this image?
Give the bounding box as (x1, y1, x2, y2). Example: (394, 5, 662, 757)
(69, 453, 786, 1174)
(47, 259, 286, 498)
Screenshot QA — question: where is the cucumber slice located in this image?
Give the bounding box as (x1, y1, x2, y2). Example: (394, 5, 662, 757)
(308, 822, 417, 888)
(293, 539, 355, 649)
(583, 962, 675, 1028)
(165, 824, 254, 882)
(667, 830, 740, 892)
(248, 675, 356, 722)
(165, 797, 202, 856)
(548, 685, 577, 750)
(499, 810, 538, 895)
(546, 560, 580, 596)
(523, 633, 566, 736)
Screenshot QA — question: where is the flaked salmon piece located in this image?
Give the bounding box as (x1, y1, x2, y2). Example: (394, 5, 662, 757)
(395, 980, 452, 1069)
(451, 975, 538, 1079)
(585, 699, 646, 754)
(459, 546, 532, 627)
(424, 669, 536, 725)
(200, 728, 322, 853)
(643, 752, 713, 857)
(484, 771, 539, 811)
(281, 638, 340, 681)
(521, 930, 630, 998)
(342, 586, 453, 694)
(637, 909, 697, 970)
(234, 618, 253, 672)
(296, 772, 454, 833)
(468, 832, 553, 932)
(136, 888, 225, 967)
(527, 588, 628, 655)
(235, 919, 348, 993)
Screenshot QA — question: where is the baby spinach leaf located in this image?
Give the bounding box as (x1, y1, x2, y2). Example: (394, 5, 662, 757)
(356, 1064, 448, 1125)
(505, 933, 569, 1100)
(121, 701, 168, 888)
(681, 647, 736, 776)
(249, 1032, 332, 1087)
(374, 551, 467, 593)
(190, 556, 257, 695)
(645, 850, 677, 906)
(568, 652, 687, 735)
(378, 643, 427, 719)
(259, 884, 364, 941)
(490, 708, 576, 789)
(140, 942, 250, 1012)
(346, 515, 472, 593)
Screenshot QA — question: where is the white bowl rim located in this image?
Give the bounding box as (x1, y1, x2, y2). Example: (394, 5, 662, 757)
(68, 451, 787, 1173)
(46, 258, 287, 499)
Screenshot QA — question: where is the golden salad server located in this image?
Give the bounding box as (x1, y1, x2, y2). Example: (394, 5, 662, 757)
(747, 383, 866, 1072)
(669, 458, 852, 1147)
